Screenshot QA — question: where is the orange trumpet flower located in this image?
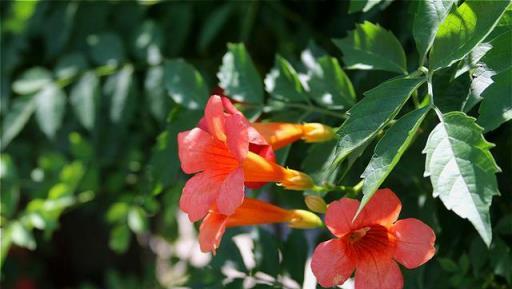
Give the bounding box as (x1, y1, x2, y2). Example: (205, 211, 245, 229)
(178, 95, 315, 222)
(251, 122, 335, 150)
(199, 197, 323, 253)
(311, 189, 436, 289)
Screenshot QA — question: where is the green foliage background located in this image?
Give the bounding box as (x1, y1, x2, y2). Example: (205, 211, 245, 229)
(1, 1, 511, 289)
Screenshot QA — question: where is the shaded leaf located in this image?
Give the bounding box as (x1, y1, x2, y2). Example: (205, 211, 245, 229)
(55, 52, 88, 80)
(423, 112, 500, 246)
(265, 55, 309, 103)
(282, 230, 308, 284)
(360, 106, 430, 212)
(198, 4, 234, 52)
(87, 32, 125, 67)
(144, 66, 171, 122)
(218, 43, 263, 104)
(430, 0, 511, 70)
(477, 68, 512, 132)
(35, 83, 66, 139)
(132, 20, 163, 65)
(164, 59, 208, 110)
(71, 71, 99, 130)
(104, 65, 135, 124)
(1, 95, 36, 149)
(0, 154, 20, 218)
(109, 225, 131, 254)
(12, 67, 52, 95)
(333, 21, 407, 74)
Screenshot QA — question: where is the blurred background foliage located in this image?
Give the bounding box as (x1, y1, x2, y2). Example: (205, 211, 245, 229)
(0, 1, 511, 289)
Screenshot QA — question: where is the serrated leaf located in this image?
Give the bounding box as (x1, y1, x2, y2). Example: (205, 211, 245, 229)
(164, 59, 208, 110)
(87, 32, 125, 67)
(218, 43, 263, 104)
(423, 111, 500, 246)
(333, 21, 407, 74)
(413, 0, 455, 60)
(71, 71, 99, 130)
(265, 55, 309, 103)
(360, 106, 430, 212)
(328, 76, 425, 170)
(430, 0, 511, 71)
(477, 68, 512, 132)
(12, 67, 52, 95)
(35, 83, 66, 139)
(1, 95, 36, 150)
(305, 55, 355, 109)
(464, 30, 512, 112)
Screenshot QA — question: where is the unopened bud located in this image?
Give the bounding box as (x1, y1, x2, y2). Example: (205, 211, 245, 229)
(302, 123, 335, 143)
(280, 169, 314, 190)
(304, 195, 327, 213)
(288, 209, 323, 229)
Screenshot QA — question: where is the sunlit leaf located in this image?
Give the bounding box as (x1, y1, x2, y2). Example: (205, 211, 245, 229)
(71, 72, 99, 130)
(1, 95, 36, 150)
(423, 112, 500, 246)
(12, 67, 52, 95)
(430, 0, 511, 70)
(35, 83, 66, 139)
(164, 59, 208, 110)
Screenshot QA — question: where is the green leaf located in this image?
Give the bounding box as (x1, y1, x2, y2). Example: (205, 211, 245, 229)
(433, 67, 471, 113)
(43, 3, 78, 57)
(144, 66, 171, 122)
(254, 228, 280, 276)
(3, 0, 39, 33)
(0, 154, 19, 218)
(477, 68, 512, 132)
(423, 111, 500, 246)
(0, 227, 12, 268)
(218, 43, 263, 104)
(198, 4, 234, 52)
(1, 95, 36, 150)
(10, 221, 36, 250)
(127, 207, 147, 234)
(429, 0, 511, 71)
(265, 55, 309, 103)
(348, 0, 387, 13)
(104, 65, 135, 124)
(333, 21, 407, 74)
(413, 0, 456, 60)
(71, 72, 99, 130)
(12, 67, 52, 95)
(464, 30, 512, 112)
(132, 20, 163, 65)
(55, 52, 88, 80)
(35, 83, 66, 139)
(328, 76, 425, 170)
(360, 106, 430, 212)
(304, 55, 355, 109)
(164, 59, 208, 110)
(87, 32, 126, 67)
(439, 258, 459, 272)
(109, 225, 131, 254)
(282, 230, 308, 284)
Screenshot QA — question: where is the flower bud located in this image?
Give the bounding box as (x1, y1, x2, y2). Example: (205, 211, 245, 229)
(288, 209, 323, 229)
(280, 169, 315, 190)
(304, 195, 327, 213)
(302, 123, 335, 143)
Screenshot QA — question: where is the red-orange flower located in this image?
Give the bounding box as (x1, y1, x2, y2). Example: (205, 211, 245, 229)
(252, 122, 335, 150)
(178, 95, 314, 222)
(198, 197, 322, 253)
(311, 189, 436, 289)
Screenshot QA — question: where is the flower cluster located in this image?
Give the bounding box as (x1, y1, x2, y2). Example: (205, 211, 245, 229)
(177, 95, 436, 289)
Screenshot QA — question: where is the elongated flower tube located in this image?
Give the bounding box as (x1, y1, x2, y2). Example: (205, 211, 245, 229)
(311, 189, 436, 289)
(251, 122, 335, 150)
(199, 198, 323, 253)
(178, 95, 315, 222)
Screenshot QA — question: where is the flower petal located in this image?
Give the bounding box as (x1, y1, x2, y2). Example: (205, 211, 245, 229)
(216, 167, 245, 216)
(311, 239, 356, 288)
(391, 218, 436, 269)
(221, 96, 242, 115)
(180, 172, 220, 222)
(225, 114, 249, 161)
(355, 188, 402, 228)
(199, 212, 228, 253)
(205, 95, 226, 141)
(325, 198, 359, 237)
(355, 258, 403, 289)
(178, 128, 215, 174)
